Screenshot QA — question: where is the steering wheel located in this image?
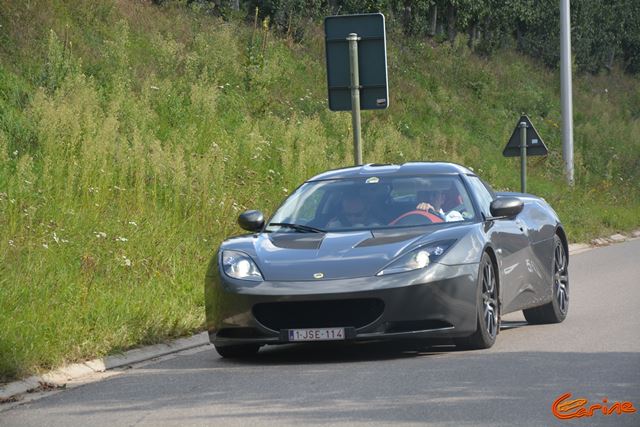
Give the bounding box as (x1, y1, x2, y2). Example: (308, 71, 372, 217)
(389, 210, 444, 226)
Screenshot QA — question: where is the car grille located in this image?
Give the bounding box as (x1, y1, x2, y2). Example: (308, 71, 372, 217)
(252, 299, 385, 331)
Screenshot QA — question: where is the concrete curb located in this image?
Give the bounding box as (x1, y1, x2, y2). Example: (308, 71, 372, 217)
(0, 332, 209, 402)
(2, 228, 639, 404)
(567, 242, 590, 255)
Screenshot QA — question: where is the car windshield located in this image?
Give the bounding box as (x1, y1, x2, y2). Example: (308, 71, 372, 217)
(267, 175, 476, 232)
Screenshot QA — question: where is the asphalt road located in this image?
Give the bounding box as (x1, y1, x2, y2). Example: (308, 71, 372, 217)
(2, 239, 639, 426)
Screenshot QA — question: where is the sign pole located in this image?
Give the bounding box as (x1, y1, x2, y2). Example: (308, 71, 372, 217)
(520, 121, 527, 193)
(503, 115, 547, 186)
(347, 33, 363, 165)
(560, 0, 574, 186)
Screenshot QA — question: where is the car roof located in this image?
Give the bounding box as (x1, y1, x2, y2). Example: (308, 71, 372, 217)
(307, 162, 474, 181)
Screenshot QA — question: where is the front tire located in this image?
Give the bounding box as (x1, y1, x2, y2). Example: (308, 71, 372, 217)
(523, 235, 569, 324)
(214, 344, 260, 358)
(522, 235, 569, 324)
(455, 252, 499, 350)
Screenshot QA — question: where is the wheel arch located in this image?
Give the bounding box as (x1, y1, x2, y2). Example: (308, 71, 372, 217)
(483, 244, 501, 314)
(555, 225, 569, 266)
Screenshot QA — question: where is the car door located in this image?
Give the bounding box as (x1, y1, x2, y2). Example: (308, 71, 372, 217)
(465, 176, 532, 314)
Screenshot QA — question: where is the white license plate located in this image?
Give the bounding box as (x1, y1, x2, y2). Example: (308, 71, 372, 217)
(287, 328, 345, 342)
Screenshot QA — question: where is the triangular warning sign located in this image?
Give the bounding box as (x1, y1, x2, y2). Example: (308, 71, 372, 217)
(503, 115, 549, 157)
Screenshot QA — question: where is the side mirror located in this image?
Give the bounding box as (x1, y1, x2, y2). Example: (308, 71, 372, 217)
(238, 210, 265, 232)
(489, 197, 523, 219)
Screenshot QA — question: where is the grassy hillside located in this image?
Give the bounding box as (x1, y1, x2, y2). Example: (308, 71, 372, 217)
(0, 0, 638, 382)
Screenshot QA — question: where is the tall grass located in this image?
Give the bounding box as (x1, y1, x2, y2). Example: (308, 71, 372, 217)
(0, 0, 638, 381)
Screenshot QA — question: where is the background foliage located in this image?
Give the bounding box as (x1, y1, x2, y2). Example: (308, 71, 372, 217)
(242, 0, 640, 74)
(0, 0, 638, 382)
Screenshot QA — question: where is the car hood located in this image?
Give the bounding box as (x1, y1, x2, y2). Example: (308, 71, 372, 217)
(220, 224, 472, 281)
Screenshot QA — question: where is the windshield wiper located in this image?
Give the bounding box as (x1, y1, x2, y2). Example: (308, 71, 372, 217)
(268, 222, 326, 233)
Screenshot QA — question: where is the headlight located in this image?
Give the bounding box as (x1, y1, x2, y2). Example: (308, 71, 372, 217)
(221, 250, 264, 281)
(376, 240, 455, 276)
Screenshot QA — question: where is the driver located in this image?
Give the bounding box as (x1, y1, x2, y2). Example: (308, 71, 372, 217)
(416, 190, 446, 220)
(416, 190, 464, 222)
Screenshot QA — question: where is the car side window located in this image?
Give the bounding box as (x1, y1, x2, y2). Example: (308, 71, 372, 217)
(467, 176, 494, 218)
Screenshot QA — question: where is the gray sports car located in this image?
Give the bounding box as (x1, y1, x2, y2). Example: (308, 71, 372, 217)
(205, 162, 569, 357)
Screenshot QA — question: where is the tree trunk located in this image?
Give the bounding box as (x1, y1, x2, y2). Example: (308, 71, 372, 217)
(447, 3, 457, 42)
(429, 5, 438, 37)
(516, 25, 524, 51)
(403, 1, 412, 34)
(468, 24, 477, 49)
(604, 47, 615, 72)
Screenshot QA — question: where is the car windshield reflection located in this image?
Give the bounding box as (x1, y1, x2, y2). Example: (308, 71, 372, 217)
(266, 175, 476, 233)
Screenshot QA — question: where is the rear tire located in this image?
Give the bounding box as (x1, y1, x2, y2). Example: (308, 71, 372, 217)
(455, 252, 499, 350)
(214, 344, 260, 358)
(523, 235, 569, 324)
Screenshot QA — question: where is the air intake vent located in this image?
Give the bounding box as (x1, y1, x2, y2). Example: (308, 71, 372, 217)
(253, 299, 384, 331)
(216, 327, 265, 339)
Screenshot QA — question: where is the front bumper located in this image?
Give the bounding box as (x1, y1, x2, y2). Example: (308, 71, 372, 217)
(205, 261, 479, 347)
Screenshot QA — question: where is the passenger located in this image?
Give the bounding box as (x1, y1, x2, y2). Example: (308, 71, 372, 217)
(327, 190, 380, 228)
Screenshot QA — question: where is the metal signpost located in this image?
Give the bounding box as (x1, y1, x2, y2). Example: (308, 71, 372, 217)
(325, 13, 389, 165)
(520, 121, 527, 192)
(347, 33, 363, 165)
(503, 115, 549, 193)
(560, 0, 574, 186)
